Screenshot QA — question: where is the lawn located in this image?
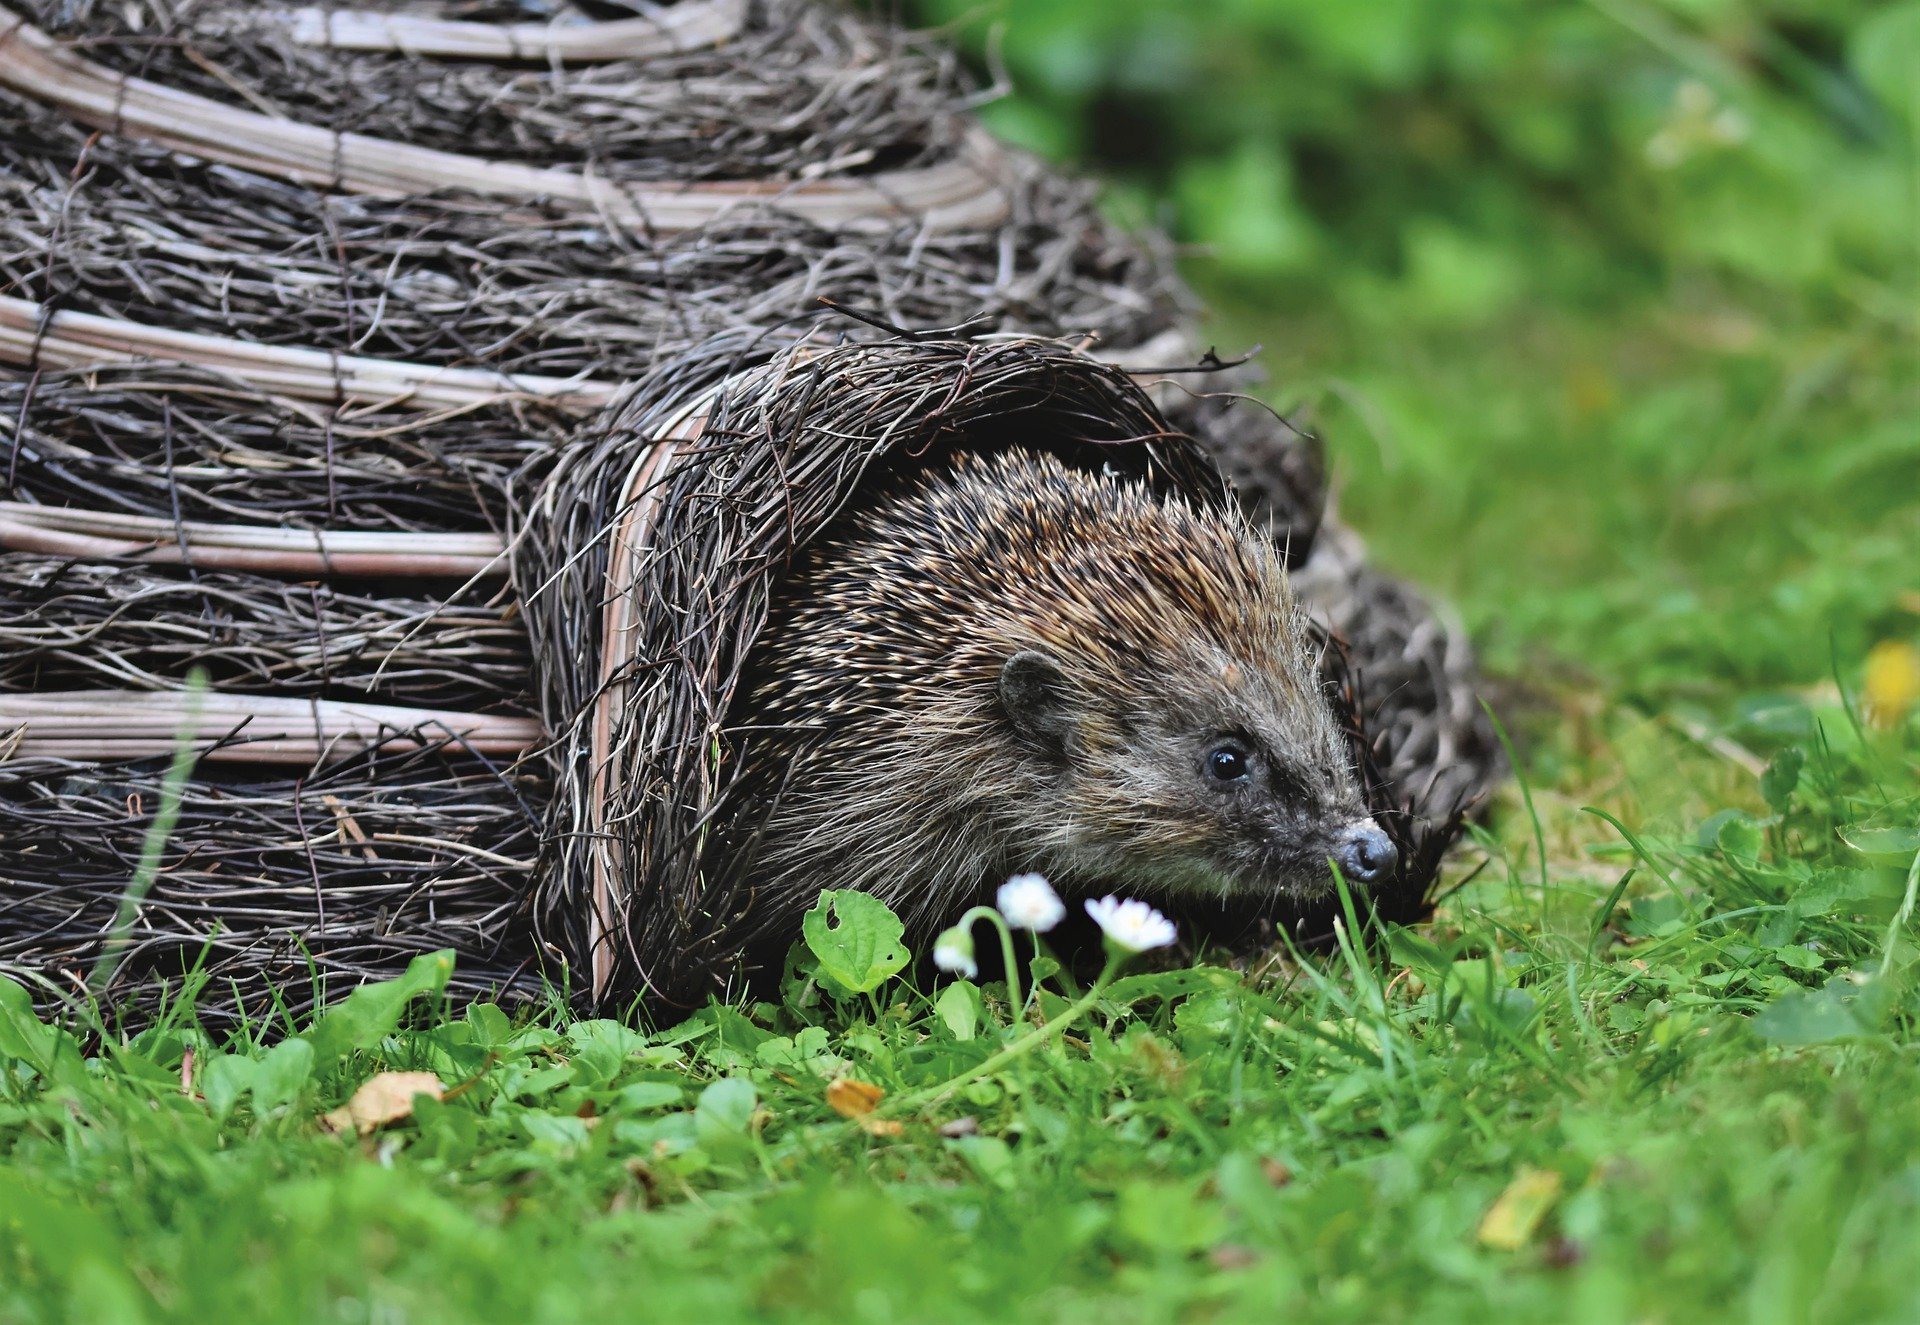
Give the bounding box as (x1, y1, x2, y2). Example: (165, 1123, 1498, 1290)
(5, 2, 1919, 1321)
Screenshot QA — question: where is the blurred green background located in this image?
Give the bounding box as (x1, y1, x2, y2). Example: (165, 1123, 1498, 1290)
(912, 0, 1919, 699)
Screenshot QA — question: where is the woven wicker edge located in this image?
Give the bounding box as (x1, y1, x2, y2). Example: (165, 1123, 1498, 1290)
(274, 0, 748, 61)
(0, 7, 1014, 234)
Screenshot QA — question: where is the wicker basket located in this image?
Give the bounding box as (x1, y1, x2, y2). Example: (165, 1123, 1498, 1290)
(0, 0, 1497, 1021)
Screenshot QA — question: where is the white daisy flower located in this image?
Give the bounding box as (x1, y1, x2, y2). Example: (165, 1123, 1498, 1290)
(1084, 896, 1178, 954)
(996, 873, 1066, 932)
(932, 927, 977, 979)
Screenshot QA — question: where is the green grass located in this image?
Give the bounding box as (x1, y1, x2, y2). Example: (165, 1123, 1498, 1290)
(7, 2, 1920, 1317)
(3, 350, 1917, 1320)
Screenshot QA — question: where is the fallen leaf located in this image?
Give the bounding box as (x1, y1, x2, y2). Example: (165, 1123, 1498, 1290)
(321, 1070, 444, 1136)
(1865, 640, 1920, 728)
(857, 1117, 905, 1137)
(1478, 1167, 1563, 1251)
(826, 1077, 884, 1119)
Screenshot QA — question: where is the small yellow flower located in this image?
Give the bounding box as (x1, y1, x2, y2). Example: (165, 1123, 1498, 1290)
(1864, 640, 1920, 729)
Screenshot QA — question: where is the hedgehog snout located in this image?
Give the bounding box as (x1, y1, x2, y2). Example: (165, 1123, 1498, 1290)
(1331, 819, 1397, 886)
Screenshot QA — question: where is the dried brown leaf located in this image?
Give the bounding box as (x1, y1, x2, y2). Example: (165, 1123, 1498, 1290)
(1478, 1166, 1563, 1251)
(320, 1071, 444, 1136)
(826, 1077, 885, 1119)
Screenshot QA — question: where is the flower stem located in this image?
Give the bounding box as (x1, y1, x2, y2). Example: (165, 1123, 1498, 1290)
(955, 905, 1023, 1016)
(884, 954, 1122, 1118)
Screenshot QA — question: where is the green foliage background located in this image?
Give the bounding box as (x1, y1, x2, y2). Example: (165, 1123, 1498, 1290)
(916, 0, 1919, 690)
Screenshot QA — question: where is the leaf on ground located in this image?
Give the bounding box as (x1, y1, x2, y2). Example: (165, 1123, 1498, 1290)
(934, 980, 982, 1041)
(253, 1037, 315, 1115)
(826, 1077, 884, 1118)
(1752, 973, 1888, 1045)
(801, 891, 910, 994)
(0, 977, 62, 1070)
(1478, 1167, 1562, 1250)
(1117, 1179, 1225, 1252)
(1102, 967, 1227, 1007)
(321, 1071, 444, 1136)
(1760, 747, 1804, 812)
(1715, 814, 1763, 866)
(305, 951, 456, 1065)
(694, 1077, 758, 1140)
(199, 1053, 258, 1123)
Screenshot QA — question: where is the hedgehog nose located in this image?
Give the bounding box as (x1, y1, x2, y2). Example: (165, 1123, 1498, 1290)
(1333, 821, 1397, 885)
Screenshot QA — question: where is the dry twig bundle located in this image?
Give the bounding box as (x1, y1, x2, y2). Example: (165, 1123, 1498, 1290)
(13, 0, 969, 184)
(0, 745, 543, 1021)
(0, 89, 1182, 380)
(0, 555, 530, 710)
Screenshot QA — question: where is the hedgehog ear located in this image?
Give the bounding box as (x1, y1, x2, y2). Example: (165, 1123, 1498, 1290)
(1001, 649, 1073, 749)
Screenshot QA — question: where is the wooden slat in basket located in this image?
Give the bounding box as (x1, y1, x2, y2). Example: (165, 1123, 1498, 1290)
(0, 295, 620, 413)
(0, 502, 510, 578)
(0, 690, 544, 763)
(276, 0, 747, 60)
(579, 387, 719, 1001)
(0, 7, 1011, 234)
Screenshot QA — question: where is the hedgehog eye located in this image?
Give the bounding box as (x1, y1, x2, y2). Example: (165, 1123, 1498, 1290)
(1203, 740, 1252, 784)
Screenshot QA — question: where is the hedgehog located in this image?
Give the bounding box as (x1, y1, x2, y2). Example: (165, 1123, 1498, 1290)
(724, 446, 1396, 949)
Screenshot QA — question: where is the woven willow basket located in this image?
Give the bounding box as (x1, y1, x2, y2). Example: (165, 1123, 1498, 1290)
(0, 0, 1498, 1021)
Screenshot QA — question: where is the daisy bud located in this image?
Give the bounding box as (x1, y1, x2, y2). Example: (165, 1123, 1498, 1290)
(932, 926, 978, 979)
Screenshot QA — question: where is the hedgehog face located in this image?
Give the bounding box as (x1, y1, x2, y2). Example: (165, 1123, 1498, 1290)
(1168, 718, 1392, 899)
(1000, 647, 1393, 901)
